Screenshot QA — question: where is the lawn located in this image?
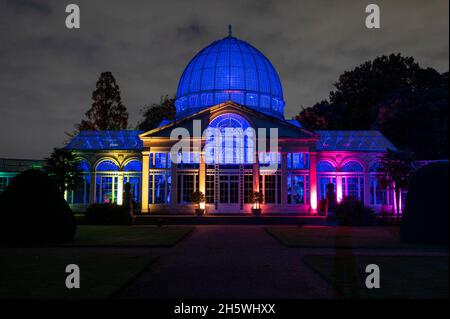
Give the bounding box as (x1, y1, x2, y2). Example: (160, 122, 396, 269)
(0, 253, 157, 299)
(67, 225, 194, 247)
(266, 226, 418, 248)
(303, 255, 449, 299)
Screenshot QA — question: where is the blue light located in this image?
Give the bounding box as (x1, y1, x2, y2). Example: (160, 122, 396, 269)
(317, 161, 335, 172)
(123, 160, 142, 172)
(341, 161, 364, 172)
(96, 160, 119, 171)
(315, 131, 397, 152)
(66, 131, 143, 151)
(205, 113, 254, 164)
(77, 159, 90, 172)
(175, 36, 285, 119)
(287, 153, 310, 169)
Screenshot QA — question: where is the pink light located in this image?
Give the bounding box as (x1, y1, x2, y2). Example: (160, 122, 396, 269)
(336, 182, 343, 203)
(393, 187, 398, 214)
(310, 190, 317, 211)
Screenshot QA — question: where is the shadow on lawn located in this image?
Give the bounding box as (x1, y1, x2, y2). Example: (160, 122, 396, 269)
(332, 227, 359, 298)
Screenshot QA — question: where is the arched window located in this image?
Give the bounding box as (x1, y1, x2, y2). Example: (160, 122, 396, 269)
(317, 161, 336, 172)
(205, 113, 254, 164)
(123, 160, 142, 172)
(96, 160, 119, 171)
(123, 160, 142, 203)
(317, 161, 336, 201)
(341, 161, 364, 172)
(94, 160, 119, 204)
(341, 161, 364, 203)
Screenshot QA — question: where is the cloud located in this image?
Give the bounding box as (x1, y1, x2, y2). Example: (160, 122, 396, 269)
(0, 0, 448, 158)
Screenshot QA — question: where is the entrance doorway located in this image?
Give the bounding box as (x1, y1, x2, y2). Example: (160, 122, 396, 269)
(218, 174, 240, 212)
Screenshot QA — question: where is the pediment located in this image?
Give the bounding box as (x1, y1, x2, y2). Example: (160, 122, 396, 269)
(139, 101, 318, 140)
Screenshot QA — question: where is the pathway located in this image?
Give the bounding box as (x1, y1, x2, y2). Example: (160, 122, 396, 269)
(119, 225, 334, 299)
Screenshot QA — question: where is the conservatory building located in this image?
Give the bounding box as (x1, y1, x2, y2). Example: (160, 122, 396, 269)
(65, 33, 397, 215)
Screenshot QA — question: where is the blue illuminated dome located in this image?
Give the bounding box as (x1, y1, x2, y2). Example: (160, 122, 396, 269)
(175, 30, 285, 119)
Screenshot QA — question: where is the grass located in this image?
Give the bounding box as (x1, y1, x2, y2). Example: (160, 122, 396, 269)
(266, 226, 422, 248)
(303, 255, 449, 299)
(67, 225, 194, 247)
(0, 253, 157, 299)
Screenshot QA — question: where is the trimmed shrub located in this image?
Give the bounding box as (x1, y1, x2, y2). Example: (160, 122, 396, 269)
(0, 169, 76, 244)
(335, 196, 375, 226)
(401, 162, 449, 245)
(85, 203, 132, 225)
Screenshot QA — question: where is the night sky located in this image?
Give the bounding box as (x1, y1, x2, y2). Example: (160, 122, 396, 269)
(0, 0, 448, 159)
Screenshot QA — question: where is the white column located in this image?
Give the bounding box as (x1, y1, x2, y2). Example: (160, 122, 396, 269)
(117, 172, 124, 205)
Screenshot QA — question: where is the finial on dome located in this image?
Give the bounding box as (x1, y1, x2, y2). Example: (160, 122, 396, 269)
(228, 24, 232, 37)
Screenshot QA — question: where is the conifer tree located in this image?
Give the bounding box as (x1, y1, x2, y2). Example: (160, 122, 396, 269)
(77, 72, 128, 130)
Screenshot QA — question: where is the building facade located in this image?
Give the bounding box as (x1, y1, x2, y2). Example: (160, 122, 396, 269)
(0, 158, 46, 194)
(62, 34, 398, 215)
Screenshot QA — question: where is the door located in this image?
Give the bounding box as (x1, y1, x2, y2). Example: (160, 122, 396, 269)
(218, 174, 240, 212)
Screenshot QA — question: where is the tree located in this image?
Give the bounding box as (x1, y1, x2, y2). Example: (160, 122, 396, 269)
(377, 149, 415, 219)
(137, 95, 176, 131)
(77, 72, 128, 131)
(295, 100, 346, 130)
(373, 77, 448, 159)
(296, 54, 448, 159)
(45, 148, 82, 195)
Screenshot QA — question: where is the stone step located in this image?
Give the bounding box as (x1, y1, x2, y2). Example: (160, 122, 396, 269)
(133, 215, 327, 226)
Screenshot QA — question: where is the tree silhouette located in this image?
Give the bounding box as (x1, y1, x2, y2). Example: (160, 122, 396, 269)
(296, 54, 448, 159)
(45, 148, 82, 195)
(373, 77, 448, 159)
(137, 95, 176, 131)
(77, 72, 128, 131)
(377, 149, 415, 219)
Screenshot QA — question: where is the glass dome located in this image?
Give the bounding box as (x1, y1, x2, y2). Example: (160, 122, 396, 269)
(175, 33, 285, 119)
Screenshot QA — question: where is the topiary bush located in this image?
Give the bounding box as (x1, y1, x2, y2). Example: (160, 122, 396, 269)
(401, 162, 449, 245)
(335, 196, 375, 226)
(0, 169, 76, 244)
(85, 203, 132, 225)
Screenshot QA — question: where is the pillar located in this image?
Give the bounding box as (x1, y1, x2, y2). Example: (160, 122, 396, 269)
(281, 152, 288, 206)
(253, 162, 260, 192)
(309, 152, 318, 214)
(336, 174, 343, 203)
(89, 172, 96, 204)
(364, 172, 371, 207)
(117, 172, 124, 205)
(199, 152, 206, 194)
(141, 151, 150, 213)
(170, 158, 178, 205)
